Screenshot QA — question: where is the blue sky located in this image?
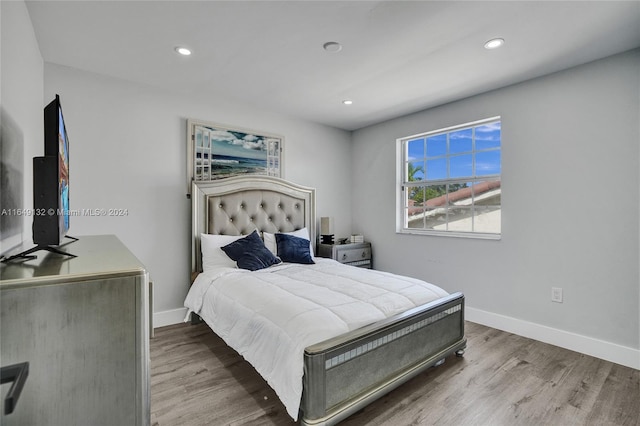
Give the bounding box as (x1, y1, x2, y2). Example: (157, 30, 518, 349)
(407, 121, 501, 181)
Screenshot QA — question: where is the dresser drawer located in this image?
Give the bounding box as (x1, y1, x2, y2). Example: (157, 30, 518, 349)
(317, 242, 372, 268)
(336, 246, 371, 264)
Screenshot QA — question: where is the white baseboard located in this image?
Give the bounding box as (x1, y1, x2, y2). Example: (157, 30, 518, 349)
(466, 306, 639, 370)
(153, 307, 189, 329)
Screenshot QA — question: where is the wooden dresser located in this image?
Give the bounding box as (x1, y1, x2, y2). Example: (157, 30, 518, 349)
(0, 235, 150, 425)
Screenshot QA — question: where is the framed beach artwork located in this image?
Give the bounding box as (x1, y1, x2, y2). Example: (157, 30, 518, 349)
(186, 119, 283, 195)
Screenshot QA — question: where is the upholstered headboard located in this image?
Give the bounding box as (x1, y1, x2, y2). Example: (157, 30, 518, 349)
(192, 176, 316, 273)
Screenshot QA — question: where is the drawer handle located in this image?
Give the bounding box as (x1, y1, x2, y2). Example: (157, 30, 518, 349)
(342, 253, 347, 260)
(361, 251, 366, 258)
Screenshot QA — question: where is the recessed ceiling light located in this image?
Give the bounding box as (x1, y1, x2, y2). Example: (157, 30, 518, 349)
(323, 42, 342, 53)
(342, 100, 353, 105)
(484, 38, 504, 50)
(175, 47, 192, 56)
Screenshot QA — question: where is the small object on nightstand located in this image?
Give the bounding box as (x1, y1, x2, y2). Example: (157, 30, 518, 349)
(320, 216, 334, 244)
(350, 234, 364, 243)
(321, 235, 334, 244)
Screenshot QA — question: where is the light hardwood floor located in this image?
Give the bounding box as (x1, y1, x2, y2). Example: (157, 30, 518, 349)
(151, 321, 639, 426)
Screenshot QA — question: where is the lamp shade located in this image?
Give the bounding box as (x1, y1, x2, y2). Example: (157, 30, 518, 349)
(320, 217, 334, 235)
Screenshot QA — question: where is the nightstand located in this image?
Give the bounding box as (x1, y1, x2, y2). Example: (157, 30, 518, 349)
(317, 242, 372, 268)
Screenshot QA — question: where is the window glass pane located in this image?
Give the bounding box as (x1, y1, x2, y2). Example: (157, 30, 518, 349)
(472, 180, 501, 205)
(407, 160, 424, 181)
(269, 140, 279, 156)
(407, 186, 424, 208)
(195, 128, 203, 147)
(450, 128, 472, 154)
(268, 158, 279, 171)
(424, 184, 447, 208)
(407, 138, 425, 160)
(425, 208, 447, 230)
(426, 134, 446, 157)
(447, 183, 472, 206)
(406, 186, 425, 229)
(407, 213, 424, 229)
(475, 150, 501, 176)
(446, 207, 473, 232)
(426, 158, 447, 180)
(475, 122, 501, 150)
(473, 206, 501, 233)
(450, 154, 473, 178)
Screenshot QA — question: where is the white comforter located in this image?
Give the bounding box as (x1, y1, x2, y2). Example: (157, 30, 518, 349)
(183, 258, 448, 420)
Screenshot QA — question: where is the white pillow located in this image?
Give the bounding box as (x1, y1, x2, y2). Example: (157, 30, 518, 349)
(263, 227, 314, 258)
(200, 233, 244, 271)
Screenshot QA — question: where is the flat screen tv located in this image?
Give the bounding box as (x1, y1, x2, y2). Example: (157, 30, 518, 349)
(2, 95, 76, 262)
(32, 95, 72, 248)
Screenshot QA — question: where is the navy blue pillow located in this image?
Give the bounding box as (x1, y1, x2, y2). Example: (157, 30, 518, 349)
(221, 230, 281, 271)
(275, 233, 315, 264)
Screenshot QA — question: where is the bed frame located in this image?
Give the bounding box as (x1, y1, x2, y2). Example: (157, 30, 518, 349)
(191, 176, 466, 426)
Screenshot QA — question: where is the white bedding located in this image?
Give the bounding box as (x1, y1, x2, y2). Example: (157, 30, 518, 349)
(183, 258, 449, 420)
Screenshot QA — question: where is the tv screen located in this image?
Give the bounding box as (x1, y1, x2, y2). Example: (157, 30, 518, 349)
(33, 95, 70, 246)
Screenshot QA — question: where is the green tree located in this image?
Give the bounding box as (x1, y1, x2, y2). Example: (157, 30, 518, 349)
(407, 162, 423, 182)
(407, 163, 424, 203)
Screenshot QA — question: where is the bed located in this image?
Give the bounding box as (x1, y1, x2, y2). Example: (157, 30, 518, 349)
(185, 176, 466, 425)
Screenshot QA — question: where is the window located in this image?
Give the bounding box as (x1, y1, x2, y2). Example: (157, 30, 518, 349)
(397, 117, 501, 238)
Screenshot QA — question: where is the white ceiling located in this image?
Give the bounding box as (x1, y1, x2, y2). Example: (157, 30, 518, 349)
(26, 1, 640, 131)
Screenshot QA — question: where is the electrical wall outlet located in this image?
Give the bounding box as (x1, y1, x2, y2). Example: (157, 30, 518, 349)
(551, 287, 563, 303)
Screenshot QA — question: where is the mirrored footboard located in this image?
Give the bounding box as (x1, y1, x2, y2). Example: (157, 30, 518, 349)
(301, 292, 466, 426)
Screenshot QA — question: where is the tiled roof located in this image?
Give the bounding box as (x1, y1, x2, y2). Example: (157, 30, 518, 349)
(425, 180, 501, 207)
(408, 180, 501, 214)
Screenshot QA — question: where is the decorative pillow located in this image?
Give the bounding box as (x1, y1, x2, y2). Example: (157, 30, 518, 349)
(263, 227, 315, 257)
(200, 233, 246, 270)
(275, 233, 315, 264)
(221, 230, 281, 271)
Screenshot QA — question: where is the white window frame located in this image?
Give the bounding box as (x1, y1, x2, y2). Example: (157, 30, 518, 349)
(396, 116, 501, 239)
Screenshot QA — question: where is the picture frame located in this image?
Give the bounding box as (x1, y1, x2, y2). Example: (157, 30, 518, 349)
(186, 119, 283, 195)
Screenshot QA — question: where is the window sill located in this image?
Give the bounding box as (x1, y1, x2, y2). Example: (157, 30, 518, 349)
(396, 229, 501, 240)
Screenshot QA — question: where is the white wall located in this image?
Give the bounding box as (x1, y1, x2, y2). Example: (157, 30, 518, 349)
(0, 0, 43, 254)
(43, 64, 352, 325)
(351, 49, 640, 368)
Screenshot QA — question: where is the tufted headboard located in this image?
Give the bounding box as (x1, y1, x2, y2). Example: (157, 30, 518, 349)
(191, 176, 316, 273)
